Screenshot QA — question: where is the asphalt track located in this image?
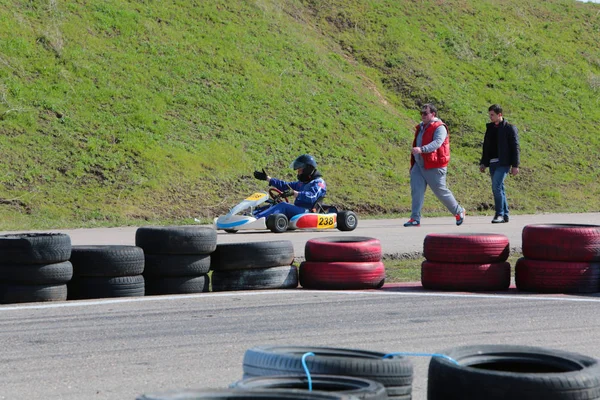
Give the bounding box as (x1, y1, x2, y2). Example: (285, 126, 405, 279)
(1, 212, 599, 400)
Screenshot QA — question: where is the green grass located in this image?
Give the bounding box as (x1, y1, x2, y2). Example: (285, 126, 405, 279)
(0, 0, 599, 230)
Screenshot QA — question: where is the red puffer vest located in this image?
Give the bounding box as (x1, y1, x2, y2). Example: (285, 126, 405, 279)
(411, 120, 450, 169)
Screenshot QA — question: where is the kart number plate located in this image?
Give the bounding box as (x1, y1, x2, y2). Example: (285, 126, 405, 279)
(245, 193, 265, 201)
(317, 215, 336, 229)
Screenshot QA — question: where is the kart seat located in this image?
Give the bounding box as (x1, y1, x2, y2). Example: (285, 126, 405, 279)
(311, 196, 337, 214)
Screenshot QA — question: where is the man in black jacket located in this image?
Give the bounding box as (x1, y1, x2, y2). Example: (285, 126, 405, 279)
(479, 104, 520, 223)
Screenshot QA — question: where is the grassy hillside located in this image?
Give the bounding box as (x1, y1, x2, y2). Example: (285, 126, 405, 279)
(0, 0, 598, 230)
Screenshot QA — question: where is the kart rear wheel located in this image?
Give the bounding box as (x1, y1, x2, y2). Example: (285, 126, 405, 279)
(224, 229, 238, 233)
(267, 214, 288, 233)
(337, 211, 357, 231)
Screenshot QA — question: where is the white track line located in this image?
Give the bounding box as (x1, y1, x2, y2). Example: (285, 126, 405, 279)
(2, 289, 600, 312)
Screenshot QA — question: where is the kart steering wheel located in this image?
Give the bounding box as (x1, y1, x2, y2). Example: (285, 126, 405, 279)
(269, 187, 290, 204)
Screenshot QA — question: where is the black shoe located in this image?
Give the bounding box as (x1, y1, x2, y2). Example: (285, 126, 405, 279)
(503, 215, 509, 223)
(491, 215, 505, 223)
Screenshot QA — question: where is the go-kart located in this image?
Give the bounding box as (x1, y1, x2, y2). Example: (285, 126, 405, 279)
(214, 188, 357, 233)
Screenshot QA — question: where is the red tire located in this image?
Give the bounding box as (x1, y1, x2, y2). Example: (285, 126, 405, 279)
(304, 236, 382, 263)
(515, 257, 600, 293)
(522, 224, 600, 262)
(299, 261, 385, 290)
(421, 261, 510, 291)
(423, 233, 509, 263)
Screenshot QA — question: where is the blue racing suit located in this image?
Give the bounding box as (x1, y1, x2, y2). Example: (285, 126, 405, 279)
(254, 177, 327, 219)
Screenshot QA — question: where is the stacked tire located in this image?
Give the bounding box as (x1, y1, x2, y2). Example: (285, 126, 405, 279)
(68, 245, 145, 300)
(0, 233, 72, 304)
(516, 224, 600, 293)
(421, 233, 510, 291)
(427, 344, 600, 400)
(242, 345, 413, 399)
(299, 237, 385, 290)
(136, 226, 217, 295)
(210, 241, 297, 292)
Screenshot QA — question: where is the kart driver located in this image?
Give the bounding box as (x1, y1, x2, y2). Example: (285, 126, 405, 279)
(253, 154, 327, 219)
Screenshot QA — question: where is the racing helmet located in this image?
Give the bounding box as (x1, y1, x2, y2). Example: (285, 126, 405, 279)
(290, 154, 317, 183)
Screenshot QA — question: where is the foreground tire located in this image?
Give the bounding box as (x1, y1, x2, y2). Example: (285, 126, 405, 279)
(230, 375, 387, 400)
(522, 224, 600, 262)
(305, 237, 381, 263)
(299, 261, 385, 290)
(1, 283, 68, 304)
(135, 226, 217, 255)
(515, 258, 600, 293)
(337, 211, 358, 231)
(423, 233, 509, 263)
(427, 344, 600, 400)
(243, 345, 413, 398)
(137, 388, 359, 400)
(421, 261, 511, 292)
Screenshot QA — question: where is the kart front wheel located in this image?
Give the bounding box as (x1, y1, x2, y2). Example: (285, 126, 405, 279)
(337, 211, 358, 231)
(267, 213, 288, 233)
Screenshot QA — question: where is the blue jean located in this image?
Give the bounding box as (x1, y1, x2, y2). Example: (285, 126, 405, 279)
(254, 202, 308, 220)
(489, 163, 510, 217)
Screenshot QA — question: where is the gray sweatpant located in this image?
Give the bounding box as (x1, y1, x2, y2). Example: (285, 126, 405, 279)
(410, 163, 461, 220)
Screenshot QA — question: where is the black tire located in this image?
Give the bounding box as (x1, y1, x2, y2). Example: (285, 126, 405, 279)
(224, 229, 238, 233)
(211, 241, 295, 271)
(1, 283, 68, 304)
(305, 237, 381, 263)
(230, 375, 387, 400)
(144, 254, 211, 277)
(243, 345, 413, 392)
(427, 344, 600, 400)
(267, 214, 288, 233)
(337, 211, 358, 231)
(137, 388, 360, 400)
(423, 233, 510, 263)
(70, 245, 145, 277)
(0, 261, 73, 284)
(135, 226, 217, 255)
(145, 275, 209, 295)
(67, 275, 145, 300)
(0, 233, 71, 264)
(211, 266, 298, 292)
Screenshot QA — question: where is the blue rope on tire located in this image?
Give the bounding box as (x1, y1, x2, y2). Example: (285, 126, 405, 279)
(301, 352, 316, 391)
(383, 351, 459, 365)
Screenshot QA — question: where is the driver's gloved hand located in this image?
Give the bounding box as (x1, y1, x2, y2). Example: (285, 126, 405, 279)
(280, 189, 295, 198)
(253, 168, 268, 181)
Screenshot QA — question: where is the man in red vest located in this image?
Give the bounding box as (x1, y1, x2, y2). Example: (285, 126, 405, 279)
(404, 103, 465, 227)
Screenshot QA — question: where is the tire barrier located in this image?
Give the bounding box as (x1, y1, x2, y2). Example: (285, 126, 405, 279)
(421, 261, 511, 292)
(427, 344, 600, 400)
(515, 258, 600, 294)
(423, 233, 509, 264)
(136, 226, 217, 295)
(211, 241, 296, 292)
(305, 237, 382, 263)
(67, 245, 145, 300)
(300, 237, 385, 290)
(0, 233, 72, 303)
(517, 224, 600, 293)
(230, 375, 387, 400)
(243, 345, 413, 399)
(421, 233, 511, 292)
(137, 388, 360, 399)
(299, 261, 385, 290)
(522, 224, 600, 262)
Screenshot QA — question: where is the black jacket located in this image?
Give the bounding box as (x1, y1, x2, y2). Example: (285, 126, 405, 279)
(480, 119, 520, 167)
